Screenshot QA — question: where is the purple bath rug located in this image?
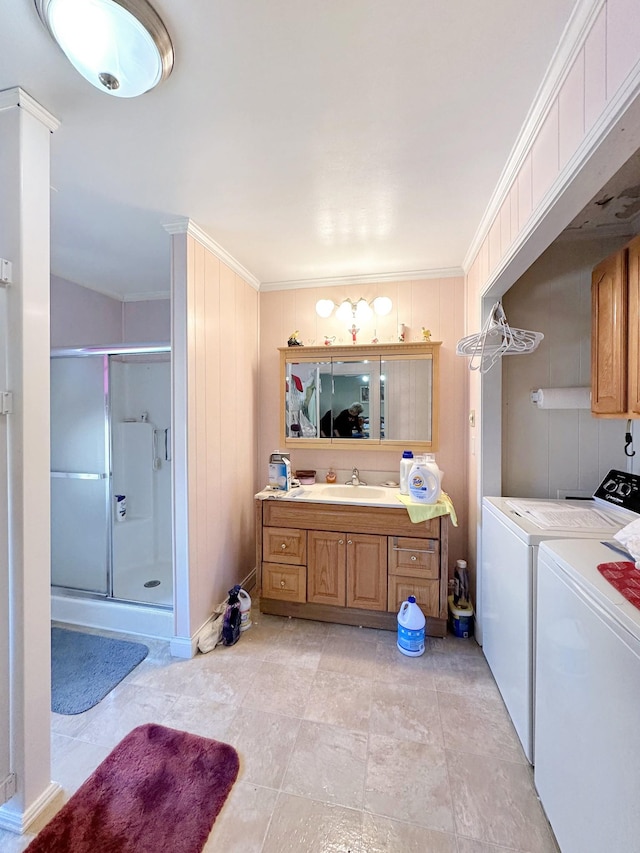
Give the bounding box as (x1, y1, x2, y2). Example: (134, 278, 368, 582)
(26, 723, 240, 853)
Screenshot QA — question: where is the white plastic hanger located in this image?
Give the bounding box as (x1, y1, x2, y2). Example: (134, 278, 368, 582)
(456, 301, 544, 373)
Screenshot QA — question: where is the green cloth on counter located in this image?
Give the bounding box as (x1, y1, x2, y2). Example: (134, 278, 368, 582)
(397, 491, 458, 526)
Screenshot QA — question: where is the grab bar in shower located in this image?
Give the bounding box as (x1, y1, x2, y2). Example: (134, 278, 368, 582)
(50, 472, 108, 479)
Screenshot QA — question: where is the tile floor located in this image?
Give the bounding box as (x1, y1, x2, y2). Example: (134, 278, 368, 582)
(2, 611, 559, 852)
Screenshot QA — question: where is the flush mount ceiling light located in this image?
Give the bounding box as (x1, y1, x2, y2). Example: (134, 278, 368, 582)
(35, 0, 174, 97)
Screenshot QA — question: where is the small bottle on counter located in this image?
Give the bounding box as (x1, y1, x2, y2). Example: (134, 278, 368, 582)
(325, 468, 337, 483)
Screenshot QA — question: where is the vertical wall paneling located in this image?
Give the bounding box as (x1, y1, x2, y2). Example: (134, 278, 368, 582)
(177, 232, 259, 641)
(584, 7, 607, 131)
(606, 0, 640, 98)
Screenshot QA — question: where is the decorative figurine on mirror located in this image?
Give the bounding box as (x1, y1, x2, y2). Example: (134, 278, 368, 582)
(350, 323, 359, 344)
(324, 335, 335, 346)
(287, 330, 303, 347)
(398, 323, 406, 342)
(422, 327, 431, 341)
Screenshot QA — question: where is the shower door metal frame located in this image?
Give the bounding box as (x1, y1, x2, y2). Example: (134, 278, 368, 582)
(50, 343, 170, 603)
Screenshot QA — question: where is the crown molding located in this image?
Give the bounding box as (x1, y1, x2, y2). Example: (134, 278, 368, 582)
(259, 266, 464, 292)
(164, 218, 261, 291)
(463, 0, 604, 272)
(0, 86, 59, 132)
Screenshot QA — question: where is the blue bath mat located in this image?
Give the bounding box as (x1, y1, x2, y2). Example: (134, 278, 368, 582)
(51, 627, 149, 715)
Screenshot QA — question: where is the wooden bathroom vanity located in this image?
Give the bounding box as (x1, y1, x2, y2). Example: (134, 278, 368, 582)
(255, 489, 450, 636)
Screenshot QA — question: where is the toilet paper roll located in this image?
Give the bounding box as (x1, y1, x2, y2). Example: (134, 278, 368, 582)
(534, 387, 591, 409)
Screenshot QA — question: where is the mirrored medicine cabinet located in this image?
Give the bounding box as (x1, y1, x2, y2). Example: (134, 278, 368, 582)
(280, 342, 440, 450)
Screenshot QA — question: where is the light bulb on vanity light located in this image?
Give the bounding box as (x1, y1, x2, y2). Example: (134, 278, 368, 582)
(315, 295, 393, 321)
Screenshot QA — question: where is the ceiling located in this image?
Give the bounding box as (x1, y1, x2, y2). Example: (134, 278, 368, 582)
(1, 0, 580, 301)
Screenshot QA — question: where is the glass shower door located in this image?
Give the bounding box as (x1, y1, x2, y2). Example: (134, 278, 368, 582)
(50, 356, 110, 594)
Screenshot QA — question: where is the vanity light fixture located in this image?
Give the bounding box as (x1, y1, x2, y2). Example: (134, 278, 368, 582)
(34, 0, 174, 97)
(315, 296, 393, 322)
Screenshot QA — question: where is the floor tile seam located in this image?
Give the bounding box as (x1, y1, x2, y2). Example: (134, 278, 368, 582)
(453, 832, 522, 852)
(361, 805, 460, 840)
(442, 744, 533, 771)
(434, 689, 460, 841)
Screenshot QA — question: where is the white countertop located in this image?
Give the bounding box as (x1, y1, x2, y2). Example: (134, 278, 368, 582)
(256, 482, 406, 508)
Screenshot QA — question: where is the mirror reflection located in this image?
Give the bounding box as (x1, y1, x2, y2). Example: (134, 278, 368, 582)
(282, 343, 439, 449)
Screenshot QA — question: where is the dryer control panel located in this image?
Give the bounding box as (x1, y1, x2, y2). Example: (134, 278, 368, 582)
(594, 470, 640, 514)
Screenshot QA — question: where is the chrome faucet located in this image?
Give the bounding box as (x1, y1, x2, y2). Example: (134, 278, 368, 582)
(347, 467, 367, 486)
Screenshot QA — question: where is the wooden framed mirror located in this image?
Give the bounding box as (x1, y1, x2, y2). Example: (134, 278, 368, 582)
(280, 342, 440, 450)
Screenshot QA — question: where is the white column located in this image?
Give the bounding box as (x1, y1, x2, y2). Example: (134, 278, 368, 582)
(0, 88, 63, 834)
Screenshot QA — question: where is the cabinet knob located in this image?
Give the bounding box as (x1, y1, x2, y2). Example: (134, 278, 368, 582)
(281, 543, 287, 550)
(280, 579, 286, 588)
(411, 555, 417, 561)
(347, 539, 353, 545)
(338, 539, 344, 545)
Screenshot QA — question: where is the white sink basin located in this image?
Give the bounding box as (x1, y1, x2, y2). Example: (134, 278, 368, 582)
(321, 485, 388, 501)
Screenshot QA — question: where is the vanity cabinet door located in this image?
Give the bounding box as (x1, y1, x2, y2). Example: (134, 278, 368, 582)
(346, 534, 387, 611)
(307, 531, 346, 606)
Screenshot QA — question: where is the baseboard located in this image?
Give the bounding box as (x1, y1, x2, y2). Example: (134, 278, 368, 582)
(0, 781, 63, 835)
(170, 569, 258, 659)
(240, 566, 257, 594)
(169, 635, 198, 659)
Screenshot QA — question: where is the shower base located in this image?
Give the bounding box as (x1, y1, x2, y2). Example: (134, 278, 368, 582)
(51, 590, 173, 639)
(113, 560, 173, 607)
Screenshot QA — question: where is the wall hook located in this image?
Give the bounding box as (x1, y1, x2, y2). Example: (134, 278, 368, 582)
(625, 419, 636, 457)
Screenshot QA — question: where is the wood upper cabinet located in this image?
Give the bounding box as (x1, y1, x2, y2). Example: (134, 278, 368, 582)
(627, 234, 640, 414)
(592, 234, 640, 417)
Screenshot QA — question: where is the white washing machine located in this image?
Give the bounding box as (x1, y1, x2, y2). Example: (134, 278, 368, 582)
(535, 538, 640, 853)
(481, 469, 640, 763)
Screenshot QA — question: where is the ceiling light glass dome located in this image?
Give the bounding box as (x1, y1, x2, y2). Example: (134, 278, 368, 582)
(35, 0, 174, 98)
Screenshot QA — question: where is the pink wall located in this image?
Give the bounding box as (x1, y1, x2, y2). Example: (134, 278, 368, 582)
(258, 276, 469, 573)
(123, 299, 170, 343)
(179, 235, 259, 637)
(50, 275, 122, 347)
(50, 275, 169, 346)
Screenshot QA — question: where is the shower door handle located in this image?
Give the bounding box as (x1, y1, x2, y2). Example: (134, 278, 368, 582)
(50, 472, 107, 479)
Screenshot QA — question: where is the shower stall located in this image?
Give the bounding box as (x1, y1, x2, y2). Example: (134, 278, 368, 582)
(50, 344, 173, 638)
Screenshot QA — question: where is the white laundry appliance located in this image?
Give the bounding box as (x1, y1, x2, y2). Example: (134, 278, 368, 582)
(481, 469, 640, 763)
(535, 538, 640, 853)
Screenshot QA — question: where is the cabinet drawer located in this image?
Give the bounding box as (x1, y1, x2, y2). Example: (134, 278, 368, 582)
(263, 527, 307, 565)
(388, 537, 439, 578)
(262, 563, 306, 602)
(388, 576, 440, 618)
